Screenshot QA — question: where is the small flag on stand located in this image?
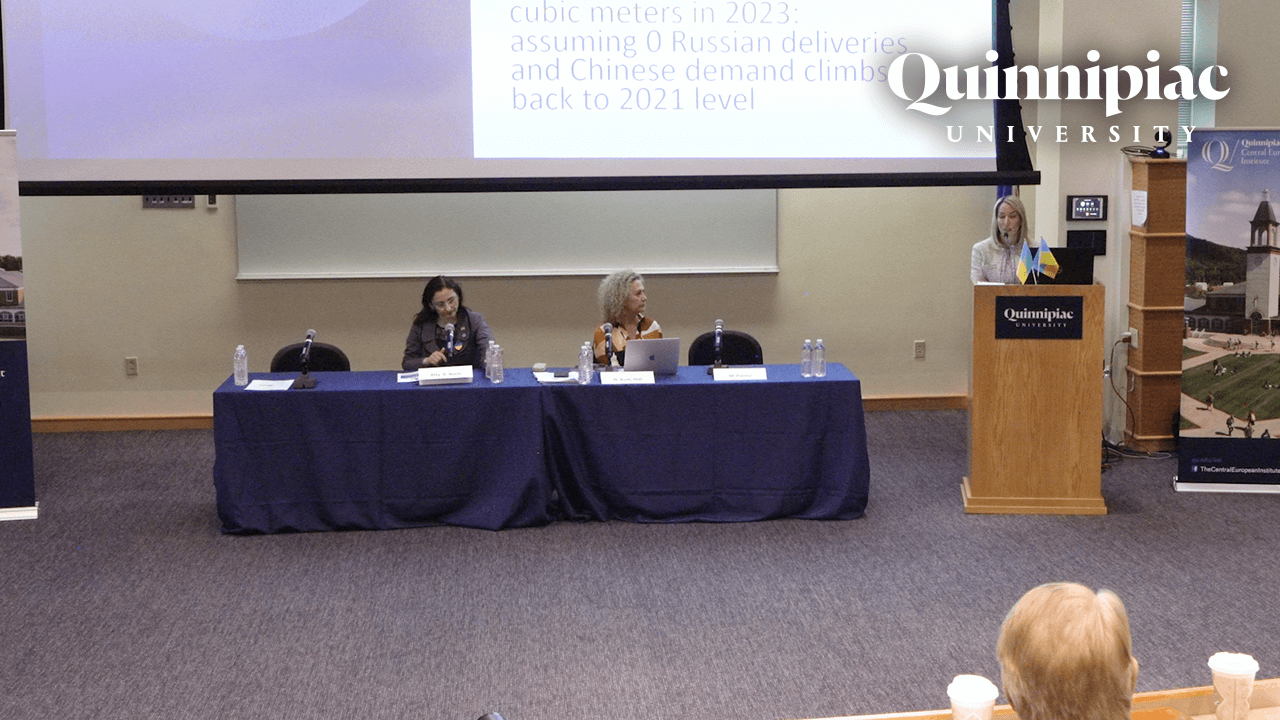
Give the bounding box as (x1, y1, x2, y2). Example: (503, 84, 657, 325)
(1036, 240, 1060, 279)
(1017, 242, 1034, 284)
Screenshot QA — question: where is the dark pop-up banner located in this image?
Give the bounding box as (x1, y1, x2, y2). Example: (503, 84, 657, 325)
(0, 130, 36, 520)
(1179, 128, 1280, 492)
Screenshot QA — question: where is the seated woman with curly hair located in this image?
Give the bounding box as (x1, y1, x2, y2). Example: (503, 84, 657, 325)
(593, 269, 662, 366)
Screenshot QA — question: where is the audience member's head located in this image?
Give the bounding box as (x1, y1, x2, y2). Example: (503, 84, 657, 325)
(997, 582, 1139, 720)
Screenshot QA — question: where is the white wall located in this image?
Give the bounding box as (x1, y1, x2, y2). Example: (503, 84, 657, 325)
(1052, 0, 1183, 442)
(20, 185, 992, 417)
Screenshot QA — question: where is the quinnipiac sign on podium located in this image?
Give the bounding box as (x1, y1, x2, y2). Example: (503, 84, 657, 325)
(995, 295, 1084, 340)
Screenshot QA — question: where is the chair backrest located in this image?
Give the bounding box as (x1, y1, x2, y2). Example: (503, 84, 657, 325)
(687, 330, 763, 366)
(270, 342, 351, 372)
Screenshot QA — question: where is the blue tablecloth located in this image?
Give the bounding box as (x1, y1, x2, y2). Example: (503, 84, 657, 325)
(213, 369, 552, 533)
(213, 365, 870, 533)
(543, 365, 870, 522)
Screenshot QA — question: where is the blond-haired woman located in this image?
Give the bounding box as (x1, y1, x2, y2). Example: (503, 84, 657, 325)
(593, 269, 662, 366)
(972, 195, 1031, 284)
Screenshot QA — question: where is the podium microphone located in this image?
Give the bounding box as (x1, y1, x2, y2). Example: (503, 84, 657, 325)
(292, 328, 317, 389)
(444, 322, 456, 358)
(602, 322, 614, 368)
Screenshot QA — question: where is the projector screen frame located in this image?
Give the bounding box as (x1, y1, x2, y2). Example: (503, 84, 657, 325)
(4, 0, 1038, 197)
(14, 170, 1038, 197)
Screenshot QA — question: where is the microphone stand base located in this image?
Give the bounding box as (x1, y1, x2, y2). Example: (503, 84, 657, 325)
(291, 373, 317, 389)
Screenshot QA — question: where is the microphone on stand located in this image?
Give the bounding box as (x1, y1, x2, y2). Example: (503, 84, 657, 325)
(292, 328, 317, 389)
(709, 318, 724, 374)
(300, 329, 315, 369)
(714, 318, 724, 367)
(444, 322, 456, 359)
(602, 322, 614, 368)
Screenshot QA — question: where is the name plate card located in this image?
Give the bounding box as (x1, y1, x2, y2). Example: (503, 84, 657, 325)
(713, 367, 768, 381)
(600, 370, 655, 385)
(418, 366, 476, 386)
(244, 379, 294, 391)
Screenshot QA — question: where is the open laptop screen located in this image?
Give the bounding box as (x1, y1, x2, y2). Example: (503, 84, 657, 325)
(623, 338, 680, 376)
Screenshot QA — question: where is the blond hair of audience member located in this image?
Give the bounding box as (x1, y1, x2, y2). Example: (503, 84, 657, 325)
(997, 583, 1139, 720)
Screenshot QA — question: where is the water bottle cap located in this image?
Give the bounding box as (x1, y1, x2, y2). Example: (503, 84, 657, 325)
(805, 339, 812, 343)
(236, 344, 245, 350)
(816, 338, 823, 343)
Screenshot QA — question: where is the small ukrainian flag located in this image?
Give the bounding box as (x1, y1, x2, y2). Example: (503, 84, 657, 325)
(1017, 242, 1034, 284)
(1036, 242, 1060, 279)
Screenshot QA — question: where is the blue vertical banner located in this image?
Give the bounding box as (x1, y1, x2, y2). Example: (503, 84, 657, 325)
(1179, 128, 1280, 492)
(0, 130, 37, 519)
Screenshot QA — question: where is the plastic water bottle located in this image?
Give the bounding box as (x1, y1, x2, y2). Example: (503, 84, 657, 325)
(801, 339, 813, 377)
(814, 338, 827, 377)
(485, 340, 496, 379)
(491, 345, 504, 384)
(233, 345, 249, 386)
(578, 342, 592, 384)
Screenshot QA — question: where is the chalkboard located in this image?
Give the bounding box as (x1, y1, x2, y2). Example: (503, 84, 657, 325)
(235, 190, 778, 279)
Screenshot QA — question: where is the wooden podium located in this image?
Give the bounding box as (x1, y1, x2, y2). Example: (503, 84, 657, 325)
(963, 283, 1106, 515)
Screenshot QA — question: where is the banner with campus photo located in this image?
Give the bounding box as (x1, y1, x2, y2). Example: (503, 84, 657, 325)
(1180, 128, 1280, 491)
(0, 130, 36, 518)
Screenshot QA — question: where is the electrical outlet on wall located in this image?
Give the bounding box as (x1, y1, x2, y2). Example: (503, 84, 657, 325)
(913, 340, 926, 360)
(125, 357, 138, 376)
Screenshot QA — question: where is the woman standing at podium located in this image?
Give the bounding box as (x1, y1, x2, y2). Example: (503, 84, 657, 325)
(594, 269, 662, 366)
(971, 195, 1031, 284)
(403, 276, 493, 370)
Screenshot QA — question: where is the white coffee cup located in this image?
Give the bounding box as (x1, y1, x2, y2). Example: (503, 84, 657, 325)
(1208, 652, 1260, 720)
(947, 674, 1000, 720)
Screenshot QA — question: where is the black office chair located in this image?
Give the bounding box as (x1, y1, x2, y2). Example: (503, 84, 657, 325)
(687, 329, 763, 366)
(270, 342, 351, 372)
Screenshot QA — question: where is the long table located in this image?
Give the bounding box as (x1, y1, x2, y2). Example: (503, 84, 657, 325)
(800, 677, 1280, 720)
(213, 364, 870, 533)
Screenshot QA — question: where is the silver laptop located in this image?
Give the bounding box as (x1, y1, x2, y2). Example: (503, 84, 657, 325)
(623, 337, 680, 375)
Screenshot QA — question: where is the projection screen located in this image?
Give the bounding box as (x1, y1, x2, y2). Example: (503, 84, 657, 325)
(2, 0, 1036, 194)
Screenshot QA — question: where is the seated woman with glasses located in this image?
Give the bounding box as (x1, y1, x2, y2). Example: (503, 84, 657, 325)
(402, 275, 494, 371)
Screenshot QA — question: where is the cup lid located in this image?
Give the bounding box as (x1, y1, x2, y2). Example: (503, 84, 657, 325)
(947, 674, 999, 702)
(1208, 652, 1259, 675)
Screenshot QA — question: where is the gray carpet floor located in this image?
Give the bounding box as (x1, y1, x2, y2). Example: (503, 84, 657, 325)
(1, 410, 1277, 720)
